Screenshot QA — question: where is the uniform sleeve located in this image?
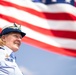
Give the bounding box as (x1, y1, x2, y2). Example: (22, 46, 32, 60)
(0, 50, 15, 75)
(0, 49, 6, 60)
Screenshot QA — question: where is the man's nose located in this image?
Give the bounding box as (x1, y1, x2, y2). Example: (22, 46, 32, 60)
(18, 37, 22, 41)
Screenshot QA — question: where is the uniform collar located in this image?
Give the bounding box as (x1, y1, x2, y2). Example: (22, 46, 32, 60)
(3, 46, 13, 56)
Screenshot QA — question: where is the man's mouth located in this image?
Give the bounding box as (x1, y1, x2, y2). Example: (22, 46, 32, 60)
(14, 42, 21, 46)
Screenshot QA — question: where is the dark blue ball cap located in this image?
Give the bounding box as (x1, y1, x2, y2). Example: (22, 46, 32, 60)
(0, 23, 26, 37)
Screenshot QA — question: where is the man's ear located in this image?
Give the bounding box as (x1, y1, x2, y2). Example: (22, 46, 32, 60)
(1, 35, 6, 42)
(0, 35, 6, 46)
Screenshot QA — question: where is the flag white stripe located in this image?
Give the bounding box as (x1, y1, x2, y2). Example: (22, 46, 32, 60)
(35, 3, 76, 13)
(0, 19, 76, 50)
(5, 0, 76, 14)
(0, 5, 76, 31)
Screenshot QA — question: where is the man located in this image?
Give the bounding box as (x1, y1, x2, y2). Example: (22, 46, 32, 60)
(0, 23, 26, 75)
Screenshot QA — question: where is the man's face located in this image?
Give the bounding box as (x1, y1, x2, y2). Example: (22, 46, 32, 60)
(2, 32, 22, 52)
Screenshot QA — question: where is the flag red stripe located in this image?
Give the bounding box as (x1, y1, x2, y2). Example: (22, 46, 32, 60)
(49, 30, 76, 39)
(0, 14, 76, 39)
(0, 28, 2, 32)
(0, 0, 76, 20)
(22, 36, 76, 57)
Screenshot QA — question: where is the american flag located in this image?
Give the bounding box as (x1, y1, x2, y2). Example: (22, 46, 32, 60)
(0, 0, 76, 57)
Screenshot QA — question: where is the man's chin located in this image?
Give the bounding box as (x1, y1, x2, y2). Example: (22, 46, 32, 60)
(13, 46, 19, 52)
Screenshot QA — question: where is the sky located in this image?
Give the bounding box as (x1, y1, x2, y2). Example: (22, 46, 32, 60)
(15, 42, 76, 75)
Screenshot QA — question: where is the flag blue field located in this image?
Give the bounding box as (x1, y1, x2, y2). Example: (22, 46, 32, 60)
(0, 0, 76, 75)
